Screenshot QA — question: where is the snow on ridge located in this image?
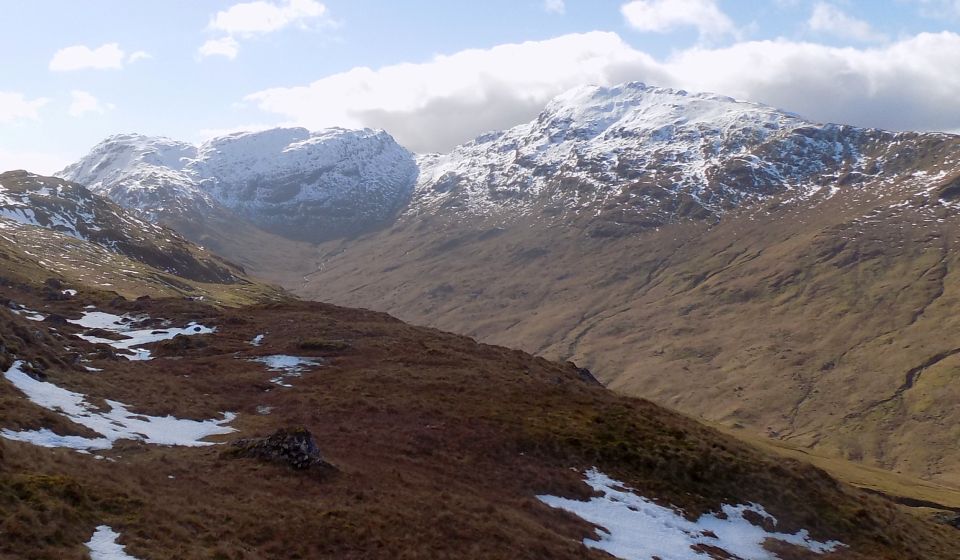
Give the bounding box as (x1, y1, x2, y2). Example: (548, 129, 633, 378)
(58, 82, 957, 234)
(0, 172, 172, 246)
(0, 177, 85, 240)
(0, 360, 236, 451)
(410, 80, 942, 222)
(58, 133, 197, 186)
(539, 468, 844, 560)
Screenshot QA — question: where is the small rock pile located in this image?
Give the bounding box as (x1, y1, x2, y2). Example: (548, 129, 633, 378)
(231, 428, 336, 472)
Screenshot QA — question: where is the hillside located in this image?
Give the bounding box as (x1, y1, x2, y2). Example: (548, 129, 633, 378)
(0, 170, 283, 306)
(4, 158, 960, 559)
(2, 278, 959, 559)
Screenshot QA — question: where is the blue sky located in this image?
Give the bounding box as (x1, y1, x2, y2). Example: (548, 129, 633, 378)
(2, 0, 960, 173)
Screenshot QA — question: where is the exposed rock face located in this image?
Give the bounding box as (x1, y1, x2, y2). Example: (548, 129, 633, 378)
(231, 428, 336, 471)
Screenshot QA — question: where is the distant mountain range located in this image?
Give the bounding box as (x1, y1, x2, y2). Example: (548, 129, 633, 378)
(51, 81, 960, 487)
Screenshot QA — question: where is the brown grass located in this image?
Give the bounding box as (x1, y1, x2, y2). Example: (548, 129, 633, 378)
(1, 284, 958, 558)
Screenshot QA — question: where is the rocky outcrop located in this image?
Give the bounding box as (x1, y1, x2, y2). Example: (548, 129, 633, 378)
(230, 428, 336, 472)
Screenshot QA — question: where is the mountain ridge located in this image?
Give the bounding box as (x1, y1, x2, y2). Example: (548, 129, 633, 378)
(6, 82, 960, 557)
(412, 81, 958, 234)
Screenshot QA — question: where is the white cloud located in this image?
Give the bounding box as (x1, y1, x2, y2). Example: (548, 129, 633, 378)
(198, 37, 241, 60)
(49, 43, 126, 71)
(209, 0, 326, 35)
(200, 0, 329, 61)
(244, 32, 664, 152)
(662, 32, 960, 132)
(0, 92, 49, 123)
(127, 50, 152, 63)
(68, 91, 114, 118)
(243, 31, 960, 153)
(808, 3, 887, 43)
(544, 0, 566, 14)
(621, 0, 735, 39)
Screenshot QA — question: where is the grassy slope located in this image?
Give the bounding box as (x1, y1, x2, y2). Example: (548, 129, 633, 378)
(1, 282, 959, 559)
(0, 171, 250, 285)
(0, 219, 285, 307)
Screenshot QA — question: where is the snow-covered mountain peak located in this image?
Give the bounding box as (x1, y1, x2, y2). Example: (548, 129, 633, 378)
(413, 81, 895, 226)
(62, 134, 197, 183)
(190, 126, 418, 241)
(191, 126, 407, 185)
(194, 127, 311, 161)
(532, 81, 808, 145)
(60, 126, 419, 243)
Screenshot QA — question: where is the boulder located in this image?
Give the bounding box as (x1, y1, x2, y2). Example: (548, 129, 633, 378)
(230, 428, 336, 472)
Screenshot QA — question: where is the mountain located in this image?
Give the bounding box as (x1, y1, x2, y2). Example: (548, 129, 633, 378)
(58, 127, 418, 244)
(283, 83, 960, 487)
(1, 263, 958, 558)
(0, 170, 282, 305)
(410, 83, 956, 233)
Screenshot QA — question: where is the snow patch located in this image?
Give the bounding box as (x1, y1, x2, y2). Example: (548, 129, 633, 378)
(7, 302, 45, 321)
(69, 310, 214, 360)
(0, 360, 236, 451)
(86, 526, 141, 560)
(250, 354, 325, 387)
(537, 468, 844, 560)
